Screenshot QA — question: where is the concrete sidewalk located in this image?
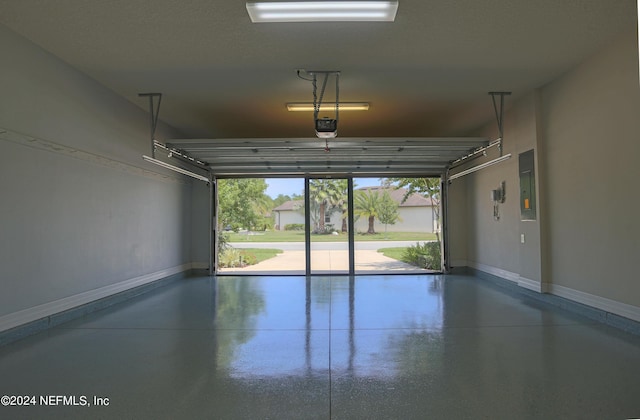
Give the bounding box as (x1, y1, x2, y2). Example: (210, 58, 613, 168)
(218, 249, 428, 273)
(228, 240, 434, 251)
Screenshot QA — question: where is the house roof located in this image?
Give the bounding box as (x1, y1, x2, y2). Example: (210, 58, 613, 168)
(356, 186, 435, 207)
(273, 200, 303, 212)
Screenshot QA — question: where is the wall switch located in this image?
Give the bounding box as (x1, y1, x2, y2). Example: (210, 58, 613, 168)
(520, 233, 525, 244)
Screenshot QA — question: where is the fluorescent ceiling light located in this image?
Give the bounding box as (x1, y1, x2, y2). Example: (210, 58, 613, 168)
(287, 102, 370, 111)
(247, 1, 398, 22)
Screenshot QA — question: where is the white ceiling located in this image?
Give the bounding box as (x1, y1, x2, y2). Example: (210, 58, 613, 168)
(0, 0, 636, 174)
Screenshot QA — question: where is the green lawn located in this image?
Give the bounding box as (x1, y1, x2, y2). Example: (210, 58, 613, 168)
(225, 230, 436, 242)
(218, 247, 282, 268)
(241, 248, 283, 263)
(377, 247, 407, 261)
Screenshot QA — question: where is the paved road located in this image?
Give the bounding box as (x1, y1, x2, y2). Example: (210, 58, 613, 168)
(228, 240, 434, 251)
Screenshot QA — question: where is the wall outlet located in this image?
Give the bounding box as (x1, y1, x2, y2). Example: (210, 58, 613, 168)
(520, 233, 525, 244)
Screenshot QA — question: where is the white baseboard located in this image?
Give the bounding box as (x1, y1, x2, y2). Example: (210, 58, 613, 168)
(191, 262, 209, 270)
(467, 262, 640, 323)
(468, 261, 520, 283)
(0, 263, 192, 333)
(450, 259, 468, 269)
(518, 276, 543, 293)
(549, 284, 640, 323)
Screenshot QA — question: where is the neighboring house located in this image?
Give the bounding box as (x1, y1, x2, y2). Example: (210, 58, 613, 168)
(273, 200, 304, 230)
(272, 187, 437, 233)
(273, 199, 344, 231)
(355, 187, 436, 233)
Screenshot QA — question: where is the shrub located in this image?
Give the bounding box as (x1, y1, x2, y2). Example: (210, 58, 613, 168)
(219, 248, 243, 268)
(313, 224, 336, 235)
(401, 242, 441, 270)
(218, 231, 230, 252)
(422, 242, 441, 270)
(284, 223, 305, 231)
(218, 248, 259, 268)
(239, 250, 257, 266)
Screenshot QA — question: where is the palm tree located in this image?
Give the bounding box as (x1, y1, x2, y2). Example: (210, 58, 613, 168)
(251, 193, 273, 231)
(354, 189, 382, 234)
(332, 179, 349, 232)
(309, 179, 346, 233)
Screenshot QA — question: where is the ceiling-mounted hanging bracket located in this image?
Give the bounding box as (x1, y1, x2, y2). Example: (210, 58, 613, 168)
(154, 140, 209, 171)
(305, 70, 341, 77)
(138, 92, 163, 158)
(299, 70, 341, 139)
(143, 140, 211, 185)
(137, 93, 210, 184)
(488, 91, 511, 156)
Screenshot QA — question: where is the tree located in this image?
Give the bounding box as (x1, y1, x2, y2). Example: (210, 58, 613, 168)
(217, 178, 269, 231)
(378, 191, 401, 236)
(354, 189, 382, 234)
(309, 179, 330, 233)
(252, 193, 274, 230)
(332, 179, 349, 232)
(309, 179, 346, 233)
(272, 194, 292, 208)
(386, 177, 441, 240)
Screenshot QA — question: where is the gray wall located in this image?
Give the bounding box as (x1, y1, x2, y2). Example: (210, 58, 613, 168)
(459, 91, 542, 286)
(0, 24, 204, 326)
(450, 28, 640, 319)
(540, 28, 640, 306)
(191, 181, 212, 268)
(446, 175, 468, 268)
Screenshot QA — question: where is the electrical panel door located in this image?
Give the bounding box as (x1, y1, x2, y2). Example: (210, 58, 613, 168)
(519, 150, 536, 221)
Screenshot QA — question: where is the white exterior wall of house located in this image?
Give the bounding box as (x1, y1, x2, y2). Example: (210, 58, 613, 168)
(354, 206, 435, 233)
(273, 189, 436, 233)
(278, 207, 435, 233)
(323, 211, 345, 231)
(275, 209, 305, 230)
(275, 209, 345, 231)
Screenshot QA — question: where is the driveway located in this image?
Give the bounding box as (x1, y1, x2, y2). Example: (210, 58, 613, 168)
(228, 240, 432, 251)
(218, 247, 431, 274)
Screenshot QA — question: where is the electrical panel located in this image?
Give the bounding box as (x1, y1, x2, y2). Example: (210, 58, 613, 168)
(519, 149, 536, 220)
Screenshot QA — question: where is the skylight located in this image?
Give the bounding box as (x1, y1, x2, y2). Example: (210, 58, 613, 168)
(246, 1, 398, 23)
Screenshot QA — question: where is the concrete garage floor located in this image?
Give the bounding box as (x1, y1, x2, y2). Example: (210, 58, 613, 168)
(1, 274, 639, 419)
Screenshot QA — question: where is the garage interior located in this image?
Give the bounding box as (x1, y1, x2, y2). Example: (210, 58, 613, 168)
(1, 1, 640, 418)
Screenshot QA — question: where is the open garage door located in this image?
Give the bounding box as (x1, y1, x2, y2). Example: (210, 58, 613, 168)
(215, 176, 442, 275)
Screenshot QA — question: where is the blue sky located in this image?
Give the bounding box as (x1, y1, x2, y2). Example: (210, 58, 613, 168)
(265, 177, 386, 199)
